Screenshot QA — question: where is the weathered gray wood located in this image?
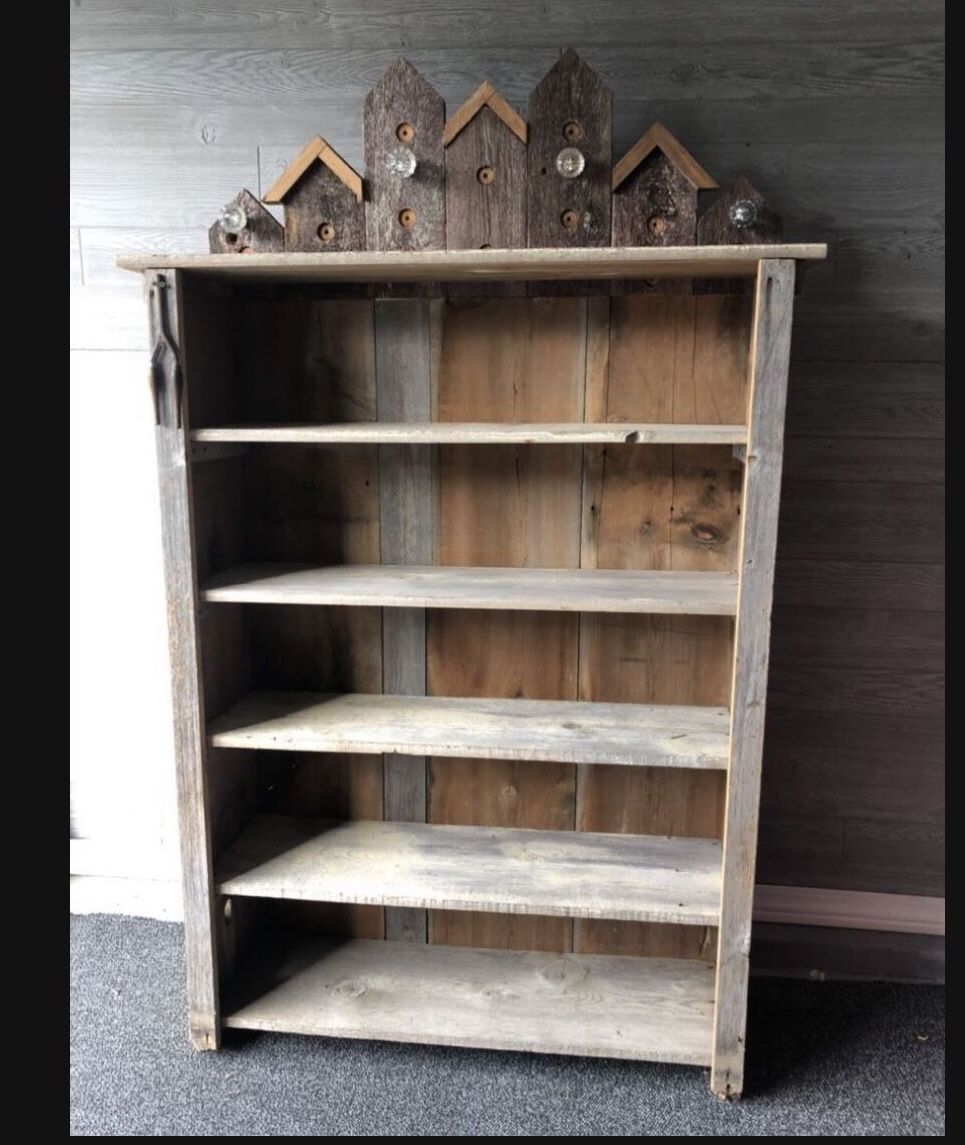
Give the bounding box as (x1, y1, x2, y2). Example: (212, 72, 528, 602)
(116, 243, 826, 279)
(527, 49, 611, 297)
(208, 189, 284, 254)
(217, 814, 723, 925)
(364, 59, 445, 253)
(147, 268, 220, 1050)
(280, 165, 364, 253)
(207, 691, 731, 770)
(375, 298, 433, 943)
(191, 421, 748, 445)
(223, 935, 716, 1064)
(445, 104, 527, 251)
(712, 259, 796, 1099)
(202, 563, 739, 615)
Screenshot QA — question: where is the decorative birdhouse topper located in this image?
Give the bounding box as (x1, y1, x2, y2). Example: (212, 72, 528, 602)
(611, 122, 717, 253)
(262, 135, 364, 252)
(443, 82, 528, 252)
(208, 188, 284, 254)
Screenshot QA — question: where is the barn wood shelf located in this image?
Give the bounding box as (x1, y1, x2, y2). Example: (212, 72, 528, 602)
(207, 691, 731, 769)
(202, 564, 739, 615)
(191, 422, 748, 445)
(131, 52, 818, 1097)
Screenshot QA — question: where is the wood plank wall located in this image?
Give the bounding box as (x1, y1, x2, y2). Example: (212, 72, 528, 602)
(69, 3, 944, 924)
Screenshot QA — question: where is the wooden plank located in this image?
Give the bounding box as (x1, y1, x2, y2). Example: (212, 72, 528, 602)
(578, 293, 747, 962)
(430, 296, 586, 952)
(191, 422, 748, 444)
(116, 243, 828, 279)
(217, 814, 723, 925)
(222, 935, 715, 1065)
(364, 59, 445, 253)
(753, 886, 945, 936)
(445, 103, 527, 256)
(208, 691, 730, 769)
(712, 258, 796, 1099)
(773, 559, 944, 612)
(784, 435, 944, 485)
(202, 563, 738, 614)
(147, 269, 220, 1049)
(375, 298, 434, 944)
(79, 228, 208, 286)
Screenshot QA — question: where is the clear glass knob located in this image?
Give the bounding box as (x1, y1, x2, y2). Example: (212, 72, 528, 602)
(386, 147, 417, 178)
(555, 147, 586, 178)
(220, 201, 248, 235)
(729, 199, 759, 229)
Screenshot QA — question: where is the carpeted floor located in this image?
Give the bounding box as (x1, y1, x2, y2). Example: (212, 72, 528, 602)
(70, 914, 944, 1136)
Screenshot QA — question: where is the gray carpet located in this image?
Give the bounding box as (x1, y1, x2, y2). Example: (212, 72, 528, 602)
(70, 915, 944, 1136)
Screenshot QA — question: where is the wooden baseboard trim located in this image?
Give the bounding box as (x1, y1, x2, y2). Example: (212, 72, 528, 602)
(754, 885, 945, 936)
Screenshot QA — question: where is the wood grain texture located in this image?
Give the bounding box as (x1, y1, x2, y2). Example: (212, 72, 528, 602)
(374, 298, 435, 942)
(280, 163, 365, 253)
(116, 244, 827, 279)
(208, 689, 730, 768)
(429, 296, 586, 951)
(191, 422, 748, 445)
(148, 269, 220, 1049)
(364, 59, 445, 253)
(578, 292, 748, 961)
(612, 123, 716, 193)
(526, 49, 611, 255)
(202, 563, 739, 615)
(223, 935, 716, 1064)
(217, 814, 723, 925)
(712, 259, 795, 1099)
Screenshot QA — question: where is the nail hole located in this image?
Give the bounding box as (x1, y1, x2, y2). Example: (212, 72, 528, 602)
(563, 120, 583, 143)
(477, 165, 496, 185)
(560, 208, 580, 230)
(225, 232, 238, 243)
(317, 222, 336, 242)
(396, 122, 415, 143)
(398, 208, 416, 228)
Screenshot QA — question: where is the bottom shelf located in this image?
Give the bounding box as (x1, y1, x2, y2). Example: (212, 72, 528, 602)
(223, 936, 716, 1066)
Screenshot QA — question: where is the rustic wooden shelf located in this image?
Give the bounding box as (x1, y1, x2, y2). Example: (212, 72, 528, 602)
(217, 814, 723, 925)
(191, 422, 748, 445)
(202, 564, 739, 615)
(208, 691, 731, 769)
(118, 242, 825, 281)
(223, 936, 716, 1065)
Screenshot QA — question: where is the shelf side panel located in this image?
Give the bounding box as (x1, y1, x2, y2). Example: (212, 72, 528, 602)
(711, 259, 796, 1099)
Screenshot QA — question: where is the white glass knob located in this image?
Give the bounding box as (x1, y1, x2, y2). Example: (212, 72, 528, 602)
(729, 199, 759, 229)
(386, 147, 417, 178)
(555, 147, 586, 178)
(220, 201, 248, 235)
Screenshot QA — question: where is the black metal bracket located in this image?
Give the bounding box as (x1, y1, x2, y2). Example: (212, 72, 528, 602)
(148, 274, 184, 428)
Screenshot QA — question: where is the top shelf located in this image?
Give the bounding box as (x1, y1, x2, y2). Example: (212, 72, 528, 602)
(116, 243, 827, 283)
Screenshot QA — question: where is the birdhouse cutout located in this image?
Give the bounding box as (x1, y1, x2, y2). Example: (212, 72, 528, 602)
(263, 136, 364, 253)
(207, 188, 284, 254)
(443, 82, 527, 251)
(612, 123, 717, 250)
(697, 175, 783, 247)
(363, 59, 446, 252)
(527, 48, 612, 248)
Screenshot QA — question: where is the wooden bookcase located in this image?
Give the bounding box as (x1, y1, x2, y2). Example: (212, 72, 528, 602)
(123, 243, 824, 1098)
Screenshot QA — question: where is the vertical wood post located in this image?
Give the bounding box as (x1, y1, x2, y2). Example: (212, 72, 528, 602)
(148, 268, 221, 1048)
(376, 299, 434, 943)
(711, 259, 796, 1097)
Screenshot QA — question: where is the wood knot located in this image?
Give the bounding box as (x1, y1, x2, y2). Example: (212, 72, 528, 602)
(398, 208, 416, 228)
(540, 957, 589, 989)
(647, 215, 668, 237)
(334, 978, 367, 1000)
(691, 522, 722, 544)
(477, 165, 496, 185)
(560, 208, 580, 230)
(317, 222, 335, 242)
(396, 122, 415, 143)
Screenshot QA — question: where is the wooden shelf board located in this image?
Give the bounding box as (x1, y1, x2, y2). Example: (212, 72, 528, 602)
(202, 563, 739, 616)
(223, 935, 715, 1065)
(191, 422, 748, 445)
(117, 243, 826, 282)
(217, 814, 723, 926)
(207, 691, 730, 769)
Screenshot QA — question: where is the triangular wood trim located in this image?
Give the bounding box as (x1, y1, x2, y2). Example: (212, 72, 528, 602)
(612, 123, 717, 192)
(443, 80, 527, 146)
(264, 136, 364, 204)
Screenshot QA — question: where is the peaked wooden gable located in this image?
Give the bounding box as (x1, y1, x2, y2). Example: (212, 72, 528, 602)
(263, 135, 364, 252)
